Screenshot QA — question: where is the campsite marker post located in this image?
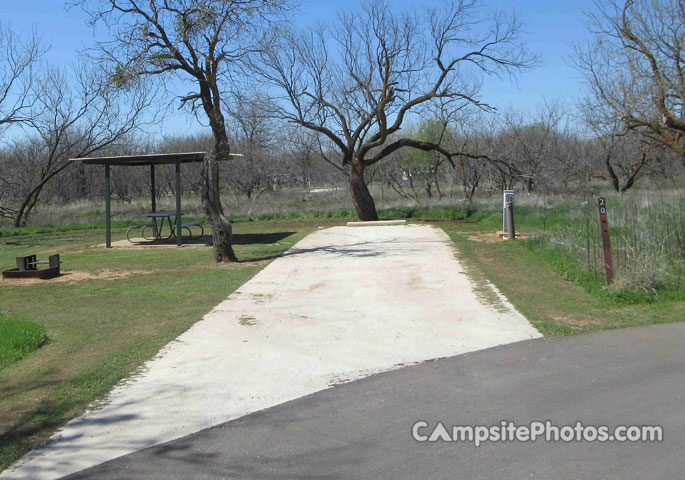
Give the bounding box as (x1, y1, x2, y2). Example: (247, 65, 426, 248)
(597, 197, 614, 285)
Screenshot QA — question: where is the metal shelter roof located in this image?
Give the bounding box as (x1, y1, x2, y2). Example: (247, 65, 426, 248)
(69, 152, 242, 166)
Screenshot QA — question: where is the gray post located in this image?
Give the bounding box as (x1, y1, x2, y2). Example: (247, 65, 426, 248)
(150, 164, 156, 212)
(105, 164, 111, 248)
(150, 164, 158, 238)
(506, 201, 515, 240)
(502, 190, 514, 231)
(175, 162, 182, 247)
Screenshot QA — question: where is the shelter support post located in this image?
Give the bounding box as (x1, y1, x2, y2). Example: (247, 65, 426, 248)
(150, 164, 156, 212)
(151, 164, 158, 238)
(175, 162, 182, 247)
(105, 164, 111, 248)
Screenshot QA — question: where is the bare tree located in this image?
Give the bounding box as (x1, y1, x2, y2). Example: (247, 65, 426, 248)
(581, 100, 659, 192)
(0, 25, 43, 220)
(250, 0, 533, 220)
(604, 134, 656, 192)
(447, 128, 485, 203)
(382, 120, 454, 202)
(0, 24, 43, 131)
(453, 101, 591, 196)
(463, 114, 520, 191)
(78, 0, 293, 261)
(499, 102, 580, 193)
(223, 93, 288, 199)
(286, 127, 320, 188)
(453, 152, 483, 203)
(0, 64, 154, 226)
(156, 133, 213, 196)
(577, 0, 685, 168)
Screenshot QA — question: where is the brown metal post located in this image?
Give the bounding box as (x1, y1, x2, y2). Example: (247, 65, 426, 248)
(506, 201, 515, 240)
(597, 197, 614, 284)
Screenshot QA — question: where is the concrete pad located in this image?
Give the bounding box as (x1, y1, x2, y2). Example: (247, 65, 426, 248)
(346, 219, 407, 227)
(2, 224, 540, 480)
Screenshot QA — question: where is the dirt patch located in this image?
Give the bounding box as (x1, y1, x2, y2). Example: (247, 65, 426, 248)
(239, 315, 257, 326)
(0, 269, 149, 286)
(468, 231, 536, 243)
(551, 314, 603, 328)
(248, 293, 274, 303)
(100, 237, 213, 249)
(1, 261, 270, 286)
(475, 249, 498, 268)
(220, 259, 272, 269)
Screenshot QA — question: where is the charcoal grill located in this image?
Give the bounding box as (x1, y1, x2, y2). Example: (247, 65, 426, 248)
(2, 254, 62, 279)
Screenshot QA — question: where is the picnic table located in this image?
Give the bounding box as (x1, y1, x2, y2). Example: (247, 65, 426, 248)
(126, 211, 204, 244)
(145, 210, 184, 241)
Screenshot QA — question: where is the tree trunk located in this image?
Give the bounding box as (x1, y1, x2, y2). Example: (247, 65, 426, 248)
(458, 156, 469, 200)
(14, 183, 43, 227)
(348, 161, 379, 221)
(605, 154, 621, 192)
(525, 177, 534, 193)
(620, 152, 648, 192)
(202, 149, 237, 262)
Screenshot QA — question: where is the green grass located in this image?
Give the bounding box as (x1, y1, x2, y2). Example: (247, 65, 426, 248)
(0, 218, 342, 472)
(0, 196, 682, 472)
(0, 217, 207, 238)
(0, 203, 601, 238)
(435, 220, 684, 337)
(520, 237, 682, 305)
(0, 201, 624, 237)
(0, 313, 47, 371)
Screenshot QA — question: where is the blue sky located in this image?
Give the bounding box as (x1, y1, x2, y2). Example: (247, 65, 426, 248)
(0, 0, 595, 138)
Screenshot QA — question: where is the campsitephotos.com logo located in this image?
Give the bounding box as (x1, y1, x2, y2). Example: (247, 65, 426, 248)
(412, 420, 663, 447)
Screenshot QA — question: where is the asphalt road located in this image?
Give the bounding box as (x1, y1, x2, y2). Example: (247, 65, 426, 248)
(66, 322, 685, 480)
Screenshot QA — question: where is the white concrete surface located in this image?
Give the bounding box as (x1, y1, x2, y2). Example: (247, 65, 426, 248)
(2, 224, 541, 479)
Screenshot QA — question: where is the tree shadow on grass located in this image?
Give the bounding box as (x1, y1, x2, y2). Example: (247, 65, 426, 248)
(123, 232, 297, 247)
(232, 232, 296, 245)
(0, 393, 72, 471)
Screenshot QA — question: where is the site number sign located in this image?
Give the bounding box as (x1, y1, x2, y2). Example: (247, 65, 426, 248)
(597, 197, 614, 285)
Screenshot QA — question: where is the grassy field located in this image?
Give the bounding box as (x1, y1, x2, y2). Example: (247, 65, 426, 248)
(0, 194, 682, 472)
(0, 218, 343, 471)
